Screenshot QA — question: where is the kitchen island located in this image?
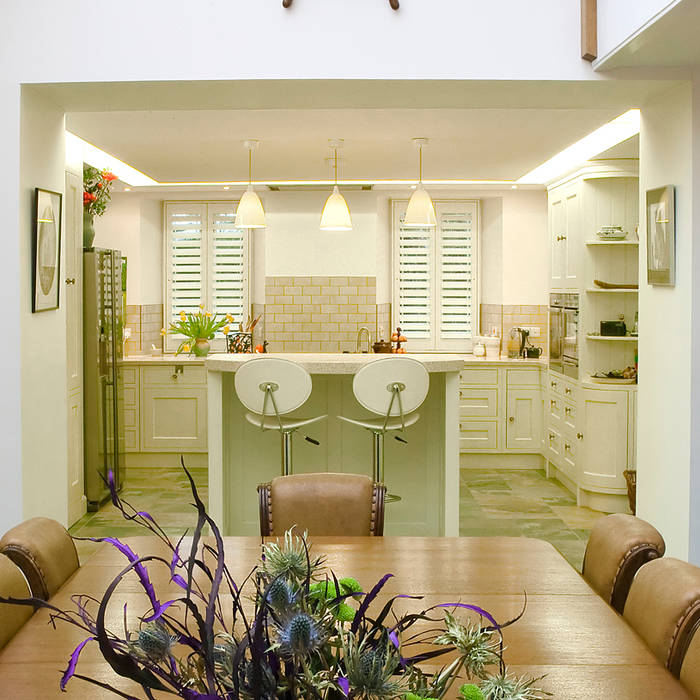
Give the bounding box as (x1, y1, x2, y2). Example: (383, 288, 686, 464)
(206, 353, 465, 536)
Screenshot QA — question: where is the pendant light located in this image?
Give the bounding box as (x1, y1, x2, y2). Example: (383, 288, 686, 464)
(404, 137, 437, 228)
(235, 139, 266, 229)
(320, 139, 352, 231)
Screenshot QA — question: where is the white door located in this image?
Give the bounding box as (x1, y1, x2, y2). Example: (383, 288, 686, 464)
(65, 171, 86, 525)
(580, 388, 629, 492)
(506, 388, 543, 450)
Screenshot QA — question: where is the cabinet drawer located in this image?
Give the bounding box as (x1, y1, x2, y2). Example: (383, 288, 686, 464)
(563, 400, 577, 433)
(142, 365, 207, 386)
(461, 367, 499, 387)
(506, 368, 540, 387)
(460, 421, 499, 451)
(122, 367, 138, 385)
(548, 395, 563, 424)
(459, 388, 499, 419)
(562, 434, 578, 476)
(545, 425, 562, 463)
(548, 374, 577, 400)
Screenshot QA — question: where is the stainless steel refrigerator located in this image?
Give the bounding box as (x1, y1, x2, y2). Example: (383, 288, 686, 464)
(83, 248, 125, 511)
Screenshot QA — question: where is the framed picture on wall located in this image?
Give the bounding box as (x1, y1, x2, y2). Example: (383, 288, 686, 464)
(646, 185, 675, 286)
(33, 187, 62, 312)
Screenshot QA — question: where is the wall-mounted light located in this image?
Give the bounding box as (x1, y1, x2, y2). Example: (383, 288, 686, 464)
(320, 139, 352, 231)
(235, 139, 266, 229)
(404, 137, 437, 228)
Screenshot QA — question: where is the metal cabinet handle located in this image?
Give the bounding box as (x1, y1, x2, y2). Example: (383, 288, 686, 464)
(509, 416, 514, 423)
(65, 278, 76, 285)
(577, 432, 584, 440)
(550, 399, 557, 408)
(171, 365, 184, 381)
(548, 433, 555, 441)
(564, 442, 571, 452)
(565, 407, 572, 415)
(565, 387, 572, 395)
(550, 381, 557, 388)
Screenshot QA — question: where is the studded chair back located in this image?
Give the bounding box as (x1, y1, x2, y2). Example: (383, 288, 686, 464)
(624, 557, 700, 676)
(582, 513, 665, 613)
(0, 517, 80, 600)
(0, 554, 33, 648)
(258, 473, 385, 537)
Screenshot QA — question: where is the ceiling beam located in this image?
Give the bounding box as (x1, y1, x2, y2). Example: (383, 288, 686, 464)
(581, 0, 597, 62)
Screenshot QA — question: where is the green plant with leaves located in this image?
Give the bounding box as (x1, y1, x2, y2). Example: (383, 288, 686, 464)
(83, 163, 117, 217)
(164, 306, 233, 355)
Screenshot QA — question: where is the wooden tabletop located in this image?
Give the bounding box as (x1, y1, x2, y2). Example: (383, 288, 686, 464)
(0, 536, 690, 698)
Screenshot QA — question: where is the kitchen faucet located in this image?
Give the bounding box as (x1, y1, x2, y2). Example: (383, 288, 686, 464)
(356, 327, 372, 353)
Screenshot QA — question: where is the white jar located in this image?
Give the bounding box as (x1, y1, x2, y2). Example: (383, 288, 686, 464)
(473, 342, 486, 357)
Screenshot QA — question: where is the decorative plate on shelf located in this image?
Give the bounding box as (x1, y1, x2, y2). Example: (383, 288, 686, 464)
(590, 376, 636, 385)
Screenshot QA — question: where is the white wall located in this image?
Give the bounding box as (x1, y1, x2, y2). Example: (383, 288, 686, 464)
(597, 0, 680, 62)
(95, 187, 548, 311)
(637, 81, 696, 561)
(18, 88, 69, 527)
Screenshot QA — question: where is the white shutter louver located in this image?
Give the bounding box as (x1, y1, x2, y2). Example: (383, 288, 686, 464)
(165, 201, 250, 352)
(439, 208, 474, 339)
(167, 203, 205, 325)
(397, 215, 432, 338)
(208, 204, 247, 323)
(393, 200, 478, 350)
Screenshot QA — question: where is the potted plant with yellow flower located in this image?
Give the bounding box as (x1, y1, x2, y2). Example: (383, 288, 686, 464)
(162, 306, 233, 357)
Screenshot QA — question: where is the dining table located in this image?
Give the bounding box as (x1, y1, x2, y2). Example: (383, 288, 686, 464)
(0, 536, 691, 698)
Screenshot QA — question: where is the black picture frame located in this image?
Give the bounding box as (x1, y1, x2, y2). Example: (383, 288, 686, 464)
(32, 187, 63, 312)
(646, 185, 676, 287)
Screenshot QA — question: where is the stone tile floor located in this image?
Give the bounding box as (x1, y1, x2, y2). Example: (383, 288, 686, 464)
(70, 467, 604, 572)
(460, 469, 607, 571)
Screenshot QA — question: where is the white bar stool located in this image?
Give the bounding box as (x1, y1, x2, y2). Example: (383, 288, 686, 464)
(338, 357, 429, 502)
(234, 358, 327, 476)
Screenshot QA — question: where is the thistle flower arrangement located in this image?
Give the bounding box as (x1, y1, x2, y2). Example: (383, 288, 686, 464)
(164, 306, 234, 355)
(0, 462, 549, 700)
(83, 163, 118, 217)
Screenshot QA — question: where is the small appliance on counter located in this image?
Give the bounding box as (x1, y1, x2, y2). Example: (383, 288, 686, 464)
(509, 327, 543, 359)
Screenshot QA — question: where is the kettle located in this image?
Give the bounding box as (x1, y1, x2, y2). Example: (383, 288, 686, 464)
(525, 346, 542, 359)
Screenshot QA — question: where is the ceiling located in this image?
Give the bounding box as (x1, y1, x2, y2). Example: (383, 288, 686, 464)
(595, 0, 700, 70)
(51, 78, 662, 185)
(67, 107, 628, 183)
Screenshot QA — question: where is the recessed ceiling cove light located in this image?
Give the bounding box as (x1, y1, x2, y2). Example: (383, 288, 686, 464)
(517, 109, 641, 185)
(65, 132, 157, 187)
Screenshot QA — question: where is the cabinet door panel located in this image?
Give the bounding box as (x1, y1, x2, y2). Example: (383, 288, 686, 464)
(506, 388, 543, 450)
(580, 388, 628, 491)
(563, 189, 580, 288)
(141, 386, 208, 451)
(460, 367, 499, 387)
(550, 197, 564, 288)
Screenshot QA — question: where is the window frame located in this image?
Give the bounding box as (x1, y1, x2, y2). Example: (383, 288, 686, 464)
(163, 200, 251, 353)
(391, 199, 480, 352)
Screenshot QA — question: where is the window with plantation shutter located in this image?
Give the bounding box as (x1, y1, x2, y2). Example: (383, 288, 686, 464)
(392, 200, 479, 351)
(165, 201, 250, 352)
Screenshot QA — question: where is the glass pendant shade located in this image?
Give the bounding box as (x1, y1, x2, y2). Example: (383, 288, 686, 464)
(236, 185, 266, 229)
(404, 184, 437, 228)
(320, 185, 352, 231)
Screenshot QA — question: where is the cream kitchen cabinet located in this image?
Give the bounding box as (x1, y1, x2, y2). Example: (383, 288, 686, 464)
(460, 363, 543, 464)
(578, 386, 629, 495)
(549, 182, 580, 291)
(505, 388, 542, 450)
(121, 361, 208, 460)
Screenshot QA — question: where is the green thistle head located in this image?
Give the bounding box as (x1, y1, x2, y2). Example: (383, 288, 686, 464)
(434, 611, 500, 679)
(479, 672, 549, 700)
(342, 631, 403, 699)
(262, 529, 324, 582)
(136, 622, 177, 662)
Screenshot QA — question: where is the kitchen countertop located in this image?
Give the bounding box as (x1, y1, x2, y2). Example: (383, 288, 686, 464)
(121, 354, 205, 365)
(206, 352, 466, 374)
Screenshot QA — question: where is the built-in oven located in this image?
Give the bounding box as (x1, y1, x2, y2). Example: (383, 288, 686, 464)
(549, 293, 579, 379)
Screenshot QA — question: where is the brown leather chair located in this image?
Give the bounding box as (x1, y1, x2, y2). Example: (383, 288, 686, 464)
(681, 630, 700, 698)
(0, 517, 79, 600)
(258, 473, 386, 537)
(0, 554, 33, 648)
(582, 513, 665, 614)
(624, 557, 700, 676)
